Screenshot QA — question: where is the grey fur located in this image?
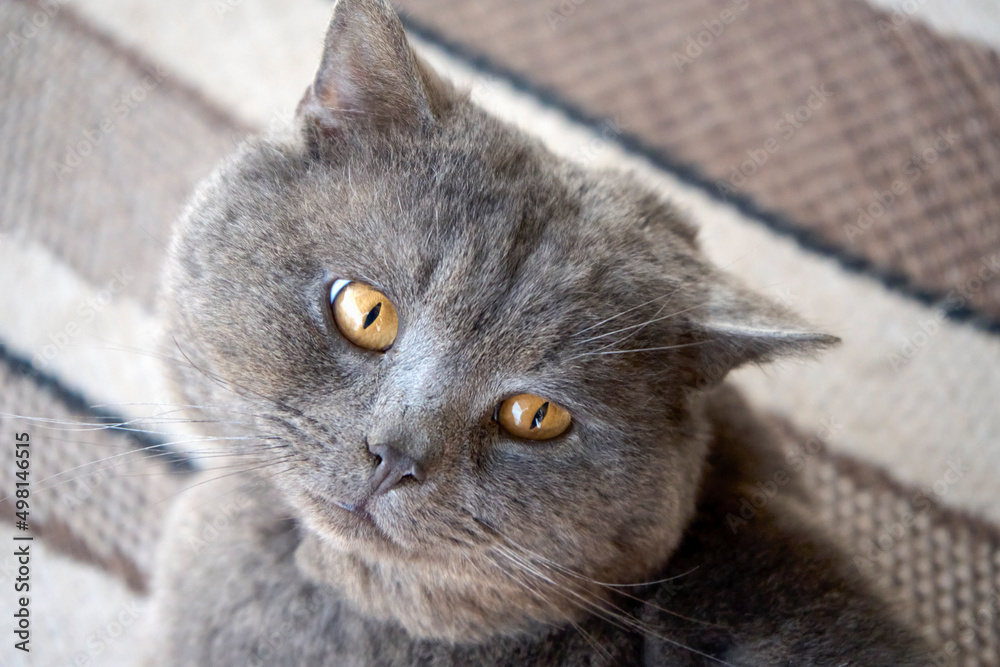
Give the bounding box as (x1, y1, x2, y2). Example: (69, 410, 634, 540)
(146, 0, 930, 664)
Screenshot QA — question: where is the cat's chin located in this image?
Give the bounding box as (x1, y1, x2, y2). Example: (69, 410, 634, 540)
(294, 529, 610, 643)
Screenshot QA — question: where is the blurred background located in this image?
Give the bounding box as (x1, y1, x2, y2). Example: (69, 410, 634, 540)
(1, 0, 999, 664)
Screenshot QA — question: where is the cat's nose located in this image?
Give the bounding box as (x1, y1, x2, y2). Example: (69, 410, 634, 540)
(367, 442, 426, 496)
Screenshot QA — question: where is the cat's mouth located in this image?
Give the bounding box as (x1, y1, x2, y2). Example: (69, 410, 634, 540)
(303, 489, 397, 544)
(332, 498, 374, 523)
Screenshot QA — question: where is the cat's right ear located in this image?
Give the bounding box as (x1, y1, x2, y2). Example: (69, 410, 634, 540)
(686, 274, 840, 387)
(297, 0, 454, 137)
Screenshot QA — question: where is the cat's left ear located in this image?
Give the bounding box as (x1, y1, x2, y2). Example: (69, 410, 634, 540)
(297, 0, 454, 135)
(689, 274, 839, 385)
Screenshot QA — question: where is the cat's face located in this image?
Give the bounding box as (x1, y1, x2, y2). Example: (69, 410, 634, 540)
(161, 0, 832, 640)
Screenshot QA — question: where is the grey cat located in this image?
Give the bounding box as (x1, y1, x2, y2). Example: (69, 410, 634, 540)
(145, 0, 931, 664)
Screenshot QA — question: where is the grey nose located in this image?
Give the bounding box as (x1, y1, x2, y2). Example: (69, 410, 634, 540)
(367, 443, 426, 496)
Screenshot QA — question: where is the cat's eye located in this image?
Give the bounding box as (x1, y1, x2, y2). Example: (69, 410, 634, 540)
(330, 279, 398, 351)
(496, 394, 572, 441)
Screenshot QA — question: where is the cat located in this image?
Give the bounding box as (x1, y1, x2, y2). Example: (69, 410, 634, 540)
(144, 0, 931, 664)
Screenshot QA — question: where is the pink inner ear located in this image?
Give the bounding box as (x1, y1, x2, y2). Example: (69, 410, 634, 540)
(316, 69, 348, 115)
(299, 0, 442, 133)
(318, 36, 373, 113)
(298, 59, 367, 132)
(314, 73, 341, 113)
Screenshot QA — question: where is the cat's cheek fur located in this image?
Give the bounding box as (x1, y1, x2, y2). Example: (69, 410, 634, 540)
(280, 414, 709, 641)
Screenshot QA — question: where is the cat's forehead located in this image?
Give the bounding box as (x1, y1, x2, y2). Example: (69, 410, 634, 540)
(210, 123, 703, 375)
(296, 149, 680, 342)
(288, 125, 683, 294)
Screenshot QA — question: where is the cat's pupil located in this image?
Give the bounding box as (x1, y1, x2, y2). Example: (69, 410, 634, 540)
(363, 302, 382, 329)
(531, 402, 549, 430)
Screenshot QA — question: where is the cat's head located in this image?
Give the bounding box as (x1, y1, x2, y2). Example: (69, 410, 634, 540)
(161, 0, 835, 641)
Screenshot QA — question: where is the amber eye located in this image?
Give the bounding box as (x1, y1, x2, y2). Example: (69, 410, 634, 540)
(497, 393, 572, 441)
(330, 280, 398, 351)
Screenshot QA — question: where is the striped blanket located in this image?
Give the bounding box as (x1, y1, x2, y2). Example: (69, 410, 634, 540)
(1, 0, 998, 664)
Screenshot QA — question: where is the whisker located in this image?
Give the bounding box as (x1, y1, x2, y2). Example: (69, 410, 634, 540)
(589, 566, 700, 589)
(581, 302, 709, 351)
(170, 339, 308, 420)
(144, 456, 299, 510)
(89, 400, 268, 420)
(0, 412, 252, 438)
(483, 521, 715, 627)
(0, 433, 284, 504)
(567, 340, 710, 361)
(492, 547, 733, 665)
(572, 288, 683, 337)
(576, 300, 671, 346)
(470, 554, 614, 664)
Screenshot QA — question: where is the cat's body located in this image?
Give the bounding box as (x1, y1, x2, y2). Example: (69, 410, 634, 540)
(146, 0, 930, 663)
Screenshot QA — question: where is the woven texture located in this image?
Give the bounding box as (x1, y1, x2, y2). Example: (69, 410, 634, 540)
(1, 0, 999, 665)
(395, 0, 1000, 327)
(0, 0, 247, 305)
(796, 429, 1000, 666)
(0, 0, 240, 589)
(0, 351, 186, 591)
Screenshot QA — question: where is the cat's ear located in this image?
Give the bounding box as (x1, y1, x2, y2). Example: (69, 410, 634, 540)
(297, 0, 453, 135)
(689, 274, 839, 385)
